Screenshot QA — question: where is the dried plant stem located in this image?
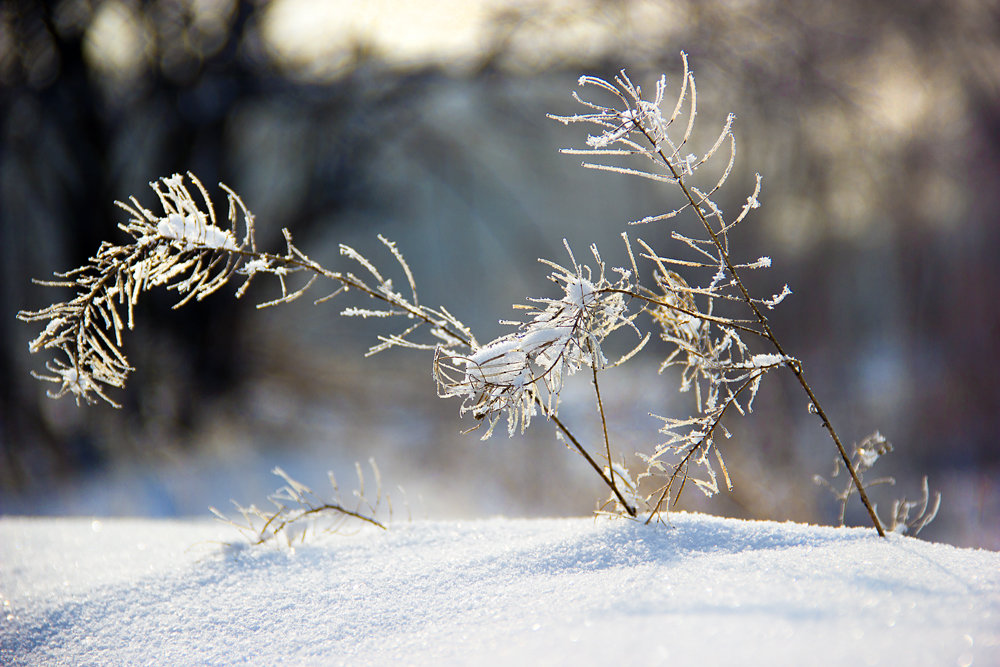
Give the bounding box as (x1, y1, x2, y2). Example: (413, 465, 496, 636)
(591, 350, 615, 487)
(604, 288, 764, 337)
(282, 250, 637, 515)
(549, 408, 637, 517)
(252, 502, 387, 545)
(22, 61, 914, 533)
(642, 127, 886, 537)
(587, 338, 637, 516)
(247, 249, 472, 345)
(212, 464, 388, 547)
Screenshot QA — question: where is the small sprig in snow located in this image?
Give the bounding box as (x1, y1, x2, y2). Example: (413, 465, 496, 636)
(814, 432, 940, 535)
(213, 463, 388, 548)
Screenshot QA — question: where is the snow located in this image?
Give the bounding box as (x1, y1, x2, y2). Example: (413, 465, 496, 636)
(2, 513, 998, 666)
(564, 276, 597, 308)
(240, 257, 272, 275)
(157, 212, 238, 251)
(750, 353, 788, 368)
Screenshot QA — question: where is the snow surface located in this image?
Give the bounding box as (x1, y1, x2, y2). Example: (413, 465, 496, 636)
(2, 514, 998, 666)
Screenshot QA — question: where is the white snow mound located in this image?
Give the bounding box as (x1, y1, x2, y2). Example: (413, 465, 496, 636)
(2, 513, 998, 666)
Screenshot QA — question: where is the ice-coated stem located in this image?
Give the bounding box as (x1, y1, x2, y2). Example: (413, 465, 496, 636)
(640, 125, 886, 537)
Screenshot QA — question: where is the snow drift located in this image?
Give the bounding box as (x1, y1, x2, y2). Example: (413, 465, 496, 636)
(2, 513, 998, 665)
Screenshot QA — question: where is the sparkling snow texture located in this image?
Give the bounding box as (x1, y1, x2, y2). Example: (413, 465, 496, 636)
(2, 514, 997, 666)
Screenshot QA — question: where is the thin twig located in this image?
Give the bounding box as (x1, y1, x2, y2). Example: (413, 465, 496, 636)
(590, 340, 616, 488)
(549, 407, 637, 517)
(254, 503, 387, 544)
(602, 288, 765, 337)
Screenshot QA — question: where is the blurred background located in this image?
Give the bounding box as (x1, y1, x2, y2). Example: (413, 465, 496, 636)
(1, 0, 998, 549)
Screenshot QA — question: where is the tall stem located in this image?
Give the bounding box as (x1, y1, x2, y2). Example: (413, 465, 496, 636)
(589, 341, 616, 488)
(645, 129, 886, 537)
(547, 406, 636, 517)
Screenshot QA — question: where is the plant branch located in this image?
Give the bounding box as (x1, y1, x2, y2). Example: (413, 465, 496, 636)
(602, 288, 765, 337)
(645, 371, 756, 523)
(253, 502, 387, 544)
(639, 125, 886, 537)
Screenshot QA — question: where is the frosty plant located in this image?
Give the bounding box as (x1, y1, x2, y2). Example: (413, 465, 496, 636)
(19, 54, 936, 536)
(213, 462, 389, 548)
(814, 432, 940, 535)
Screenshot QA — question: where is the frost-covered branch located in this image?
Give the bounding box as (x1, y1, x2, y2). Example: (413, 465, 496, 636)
(434, 241, 641, 439)
(18, 173, 477, 407)
(551, 55, 894, 535)
(18, 173, 253, 406)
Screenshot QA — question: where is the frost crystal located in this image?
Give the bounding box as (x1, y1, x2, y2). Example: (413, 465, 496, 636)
(240, 257, 272, 276)
(763, 284, 792, 309)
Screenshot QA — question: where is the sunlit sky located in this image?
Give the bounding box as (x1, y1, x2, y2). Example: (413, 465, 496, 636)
(262, 0, 493, 74)
(62, 0, 976, 244)
(81, 0, 686, 80)
(79, 0, 950, 127)
(260, 0, 692, 76)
